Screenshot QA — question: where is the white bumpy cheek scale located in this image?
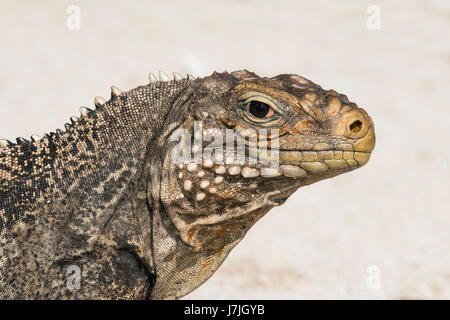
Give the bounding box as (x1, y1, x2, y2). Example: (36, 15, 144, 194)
(177, 160, 227, 201)
(175, 146, 370, 201)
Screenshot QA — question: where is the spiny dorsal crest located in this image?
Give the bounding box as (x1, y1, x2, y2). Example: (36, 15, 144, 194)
(0, 71, 196, 148)
(0, 71, 196, 149)
(148, 71, 196, 83)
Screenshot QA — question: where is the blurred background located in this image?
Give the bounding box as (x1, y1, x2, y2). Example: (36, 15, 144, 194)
(0, 0, 449, 299)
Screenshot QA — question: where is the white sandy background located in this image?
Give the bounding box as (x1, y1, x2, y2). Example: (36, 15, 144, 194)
(0, 0, 449, 299)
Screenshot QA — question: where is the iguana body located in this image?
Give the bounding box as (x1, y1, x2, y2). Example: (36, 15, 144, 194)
(0, 70, 375, 299)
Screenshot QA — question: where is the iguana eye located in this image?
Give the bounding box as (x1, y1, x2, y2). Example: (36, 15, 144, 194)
(246, 101, 275, 119)
(237, 91, 286, 126)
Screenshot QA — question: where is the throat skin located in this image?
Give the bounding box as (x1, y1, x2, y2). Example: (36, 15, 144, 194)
(0, 79, 192, 299)
(150, 184, 277, 299)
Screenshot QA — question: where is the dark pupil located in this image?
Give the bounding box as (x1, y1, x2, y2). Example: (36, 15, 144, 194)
(249, 101, 270, 118)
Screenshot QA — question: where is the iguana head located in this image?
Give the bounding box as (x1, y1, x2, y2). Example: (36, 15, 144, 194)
(151, 70, 375, 298)
(155, 70, 375, 249)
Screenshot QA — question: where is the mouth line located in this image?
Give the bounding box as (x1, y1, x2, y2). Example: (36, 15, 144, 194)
(212, 150, 367, 178)
(176, 148, 371, 181)
(264, 149, 372, 172)
(278, 149, 371, 153)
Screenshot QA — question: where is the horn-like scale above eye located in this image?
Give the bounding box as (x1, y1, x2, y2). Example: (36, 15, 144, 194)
(246, 101, 275, 119)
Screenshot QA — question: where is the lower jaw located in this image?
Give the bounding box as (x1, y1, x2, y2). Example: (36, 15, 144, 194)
(177, 150, 371, 180)
(214, 150, 370, 180)
(255, 150, 371, 178)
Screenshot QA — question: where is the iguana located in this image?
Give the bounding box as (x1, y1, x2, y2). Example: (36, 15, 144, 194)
(0, 70, 375, 299)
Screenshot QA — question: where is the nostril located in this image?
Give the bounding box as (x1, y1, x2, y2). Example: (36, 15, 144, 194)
(349, 120, 363, 133)
(333, 111, 370, 139)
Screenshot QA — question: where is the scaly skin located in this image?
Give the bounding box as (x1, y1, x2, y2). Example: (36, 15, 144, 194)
(0, 70, 375, 299)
